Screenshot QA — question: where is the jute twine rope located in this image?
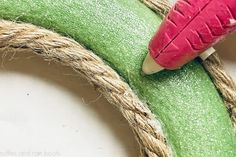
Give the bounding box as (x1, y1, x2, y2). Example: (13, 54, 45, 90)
(0, 1, 236, 157)
(141, 0, 171, 17)
(143, 0, 236, 132)
(0, 20, 170, 157)
(203, 54, 236, 130)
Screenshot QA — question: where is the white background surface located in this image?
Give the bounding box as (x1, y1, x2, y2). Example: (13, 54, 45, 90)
(0, 51, 139, 157)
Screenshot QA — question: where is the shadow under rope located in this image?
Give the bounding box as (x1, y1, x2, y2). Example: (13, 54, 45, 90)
(0, 50, 139, 157)
(216, 32, 236, 62)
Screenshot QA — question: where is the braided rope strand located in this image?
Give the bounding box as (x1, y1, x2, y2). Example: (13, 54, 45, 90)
(0, 1, 235, 157)
(141, 0, 171, 17)
(142, 0, 236, 131)
(0, 20, 170, 157)
(203, 54, 236, 130)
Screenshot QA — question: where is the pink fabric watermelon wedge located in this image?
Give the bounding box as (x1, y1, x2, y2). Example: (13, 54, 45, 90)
(148, 0, 236, 70)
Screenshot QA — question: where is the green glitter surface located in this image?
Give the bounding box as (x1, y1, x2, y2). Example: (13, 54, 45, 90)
(1, 0, 236, 156)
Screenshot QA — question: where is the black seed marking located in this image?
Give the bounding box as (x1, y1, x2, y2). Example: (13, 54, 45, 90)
(181, 0, 192, 6)
(167, 16, 177, 26)
(186, 38, 200, 51)
(215, 15, 225, 27)
(205, 23, 218, 37)
(174, 5, 185, 17)
(227, 5, 236, 19)
(196, 30, 207, 44)
(215, 15, 228, 35)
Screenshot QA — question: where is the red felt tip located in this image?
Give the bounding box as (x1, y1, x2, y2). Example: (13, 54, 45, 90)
(149, 0, 236, 69)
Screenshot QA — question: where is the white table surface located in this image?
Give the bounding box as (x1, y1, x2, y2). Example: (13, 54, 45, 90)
(0, 52, 139, 157)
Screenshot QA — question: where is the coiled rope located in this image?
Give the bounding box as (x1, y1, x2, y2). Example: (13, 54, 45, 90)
(0, 1, 236, 157)
(0, 20, 170, 157)
(143, 0, 236, 132)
